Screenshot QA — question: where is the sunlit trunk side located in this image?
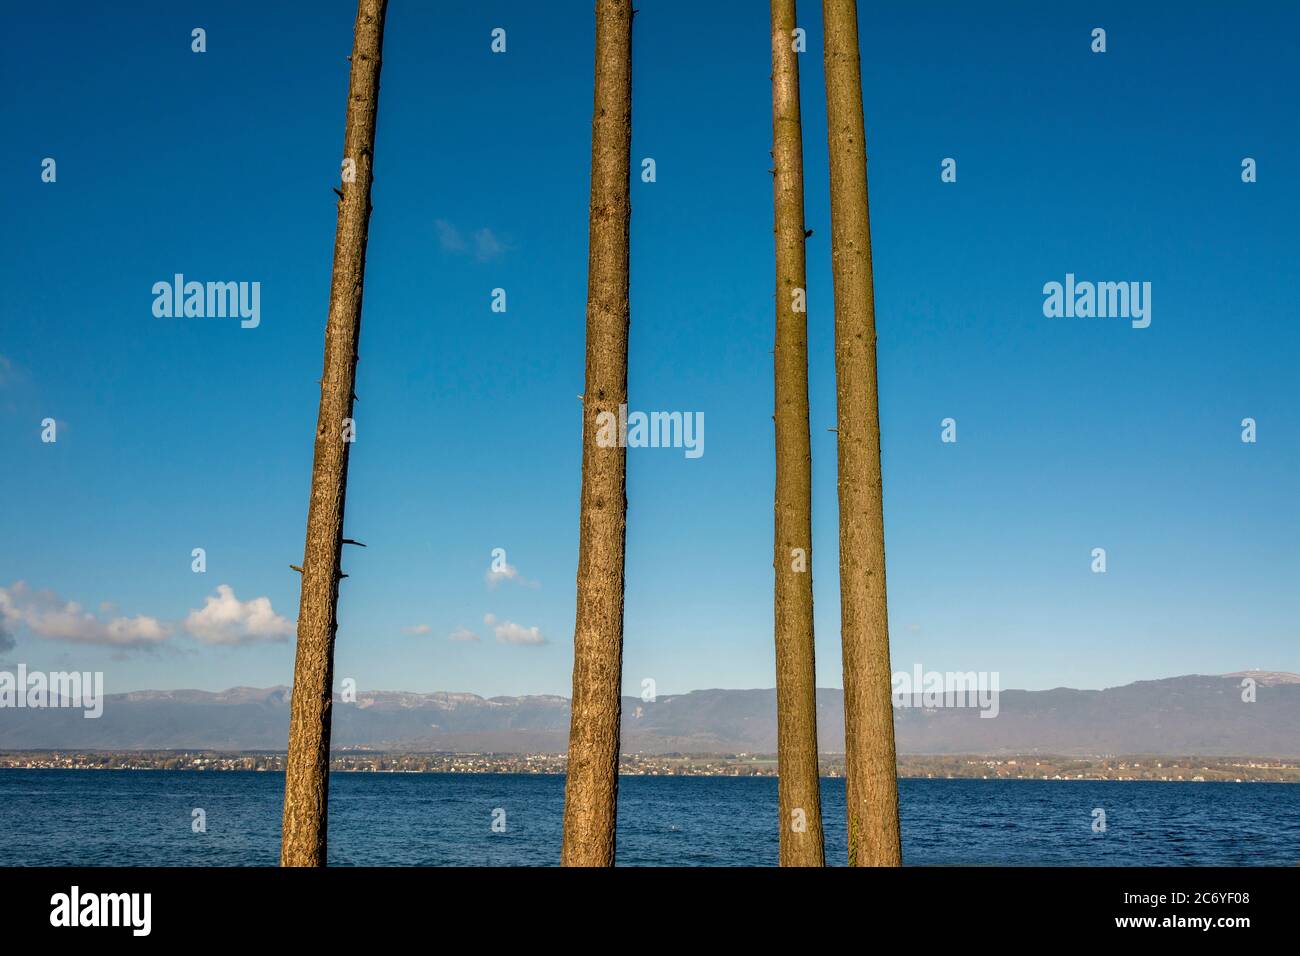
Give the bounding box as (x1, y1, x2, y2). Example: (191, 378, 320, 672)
(561, 0, 633, 868)
(821, 0, 902, 867)
(280, 0, 388, 868)
(771, 0, 826, 867)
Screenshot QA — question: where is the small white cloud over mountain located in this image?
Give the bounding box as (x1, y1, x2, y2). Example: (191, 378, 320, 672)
(483, 613, 546, 646)
(184, 585, 293, 646)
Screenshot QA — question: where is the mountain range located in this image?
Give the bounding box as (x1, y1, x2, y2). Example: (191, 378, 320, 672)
(1, 672, 1296, 756)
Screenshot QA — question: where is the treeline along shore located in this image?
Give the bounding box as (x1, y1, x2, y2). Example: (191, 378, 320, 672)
(1, 751, 1297, 783)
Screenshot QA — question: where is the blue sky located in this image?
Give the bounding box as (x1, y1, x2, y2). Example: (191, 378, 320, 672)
(1, 1, 1297, 698)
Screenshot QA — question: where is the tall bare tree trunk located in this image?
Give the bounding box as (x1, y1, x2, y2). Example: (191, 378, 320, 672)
(561, 0, 633, 868)
(770, 0, 825, 868)
(821, 0, 902, 867)
(280, 0, 388, 868)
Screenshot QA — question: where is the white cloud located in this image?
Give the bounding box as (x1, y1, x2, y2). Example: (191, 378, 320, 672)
(184, 585, 293, 646)
(449, 626, 480, 642)
(0, 581, 170, 649)
(485, 562, 519, 587)
(435, 219, 508, 262)
(484, 560, 538, 589)
(435, 218, 466, 253)
(403, 624, 432, 636)
(473, 228, 506, 262)
(483, 613, 546, 646)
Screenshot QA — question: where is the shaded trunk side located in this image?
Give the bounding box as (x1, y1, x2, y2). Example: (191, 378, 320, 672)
(560, 0, 633, 868)
(280, 0, 388, 868)
(821, 0, 902, 867)
(771, 0, 825, 867)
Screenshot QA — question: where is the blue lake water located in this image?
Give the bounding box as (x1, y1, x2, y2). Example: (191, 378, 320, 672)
(0, 770, 1295, 866)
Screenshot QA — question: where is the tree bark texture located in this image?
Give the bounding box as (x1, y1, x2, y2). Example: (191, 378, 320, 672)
(771, 0, 826, 868)
(561, 0, 633, 868)
(821, 0, 902, 867)
(280, 0, 388, 868)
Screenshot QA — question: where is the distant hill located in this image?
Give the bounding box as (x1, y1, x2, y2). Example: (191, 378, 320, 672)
(0, 672, 1296, 757)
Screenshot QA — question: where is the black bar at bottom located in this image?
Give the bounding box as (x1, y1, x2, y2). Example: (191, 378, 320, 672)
(0, 866, 1292, 941)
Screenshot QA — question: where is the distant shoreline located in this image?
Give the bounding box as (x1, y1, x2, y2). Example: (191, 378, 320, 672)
(1, 751, 1296, 783)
